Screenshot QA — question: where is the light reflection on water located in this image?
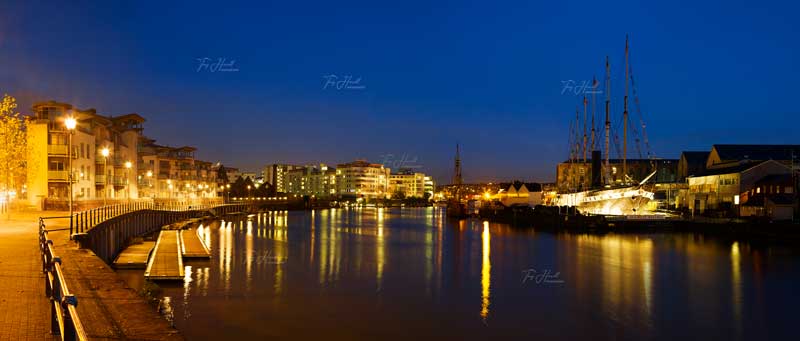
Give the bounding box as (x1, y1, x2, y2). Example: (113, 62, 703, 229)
(131, 207, 800, 340)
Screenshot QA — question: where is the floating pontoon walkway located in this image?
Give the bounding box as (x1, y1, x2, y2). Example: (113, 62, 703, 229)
(113, 241, 155, 269)
(180, 228, 211, 258)
(144, 230, 184, 280)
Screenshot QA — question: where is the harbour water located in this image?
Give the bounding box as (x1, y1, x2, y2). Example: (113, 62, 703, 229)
(121, 207, 799, 340)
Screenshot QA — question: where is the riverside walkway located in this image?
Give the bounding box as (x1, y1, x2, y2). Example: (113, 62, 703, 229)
(2, 210, 183, 340)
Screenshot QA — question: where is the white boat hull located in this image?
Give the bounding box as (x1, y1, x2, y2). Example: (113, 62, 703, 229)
(556, 186, 654, 215)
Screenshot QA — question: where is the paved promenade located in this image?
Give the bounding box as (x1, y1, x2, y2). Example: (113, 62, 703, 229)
(0, 210, 182, 340)
(0, 211, 55, 340)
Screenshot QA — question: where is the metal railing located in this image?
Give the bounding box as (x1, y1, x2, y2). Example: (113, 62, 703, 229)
(39, 217, 89, 341)
(48, 170, 69, 180)
(48, 144, 68, 155)
(71, 198, 226, 235)
(77, 202, 250, 264)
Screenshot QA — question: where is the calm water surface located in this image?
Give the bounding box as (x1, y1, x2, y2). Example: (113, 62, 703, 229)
(124, 207, 800, 340)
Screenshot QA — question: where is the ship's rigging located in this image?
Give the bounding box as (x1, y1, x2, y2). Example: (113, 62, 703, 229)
(558, 35, 657, 215)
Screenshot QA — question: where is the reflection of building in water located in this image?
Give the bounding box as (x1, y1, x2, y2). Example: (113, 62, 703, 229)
(246, 219, 254, 292)
(376, 208, 386, 290)
(218, 220, 233, 294)
(731, 242, 742, 336)
(480, 221, 491, 322)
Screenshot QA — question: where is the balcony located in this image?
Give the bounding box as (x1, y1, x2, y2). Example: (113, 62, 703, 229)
(113, 176, 127, 186)
(48, 170, 69, 181)
(95, 175, 106, 185)
(48, 144, 68, 156)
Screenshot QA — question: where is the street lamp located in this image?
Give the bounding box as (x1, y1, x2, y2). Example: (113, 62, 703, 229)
(247, 185, 251, 200)
(65, 117, 76, 236)
(125, 161, 132, 202)
(101, 147, 109, 206)
(146, 170, 153, 198)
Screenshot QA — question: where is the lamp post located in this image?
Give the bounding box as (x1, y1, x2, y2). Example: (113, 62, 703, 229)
(146, 170, 153, 198)
(101, 147, 109, 206)
(125, 161, 132, 203)
(226, 184, 231, 203)
(247, 185, 251, 201)
(65, 117, 77, 235)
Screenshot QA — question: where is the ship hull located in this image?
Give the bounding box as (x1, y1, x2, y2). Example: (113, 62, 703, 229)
(556, 186, 654, 216)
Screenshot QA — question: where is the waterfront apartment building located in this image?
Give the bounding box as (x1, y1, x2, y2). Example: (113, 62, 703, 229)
(138, 142, 218, 199)
(285, 164, 337, 197)
(26, 101, 142, 207)
(388, 170, 435, 198)
(335, 160, 390, 199)
(263, 164, 302, 193)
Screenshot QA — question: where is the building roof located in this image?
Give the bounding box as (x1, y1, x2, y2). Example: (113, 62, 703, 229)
(500, 181, 542, 192)
(681, 151, 710, 164)
(712, 144, 800, 162)
(337, 159, 384, 168)
(695, 160, 766, 176)
(111, 113, 146, 123)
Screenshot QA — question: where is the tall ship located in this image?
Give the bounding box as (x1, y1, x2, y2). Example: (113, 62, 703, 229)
(555, 36, 657, 216)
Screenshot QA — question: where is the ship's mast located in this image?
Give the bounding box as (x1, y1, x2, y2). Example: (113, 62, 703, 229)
(591, 76, 597, 152)
(454, 143, 462, 199)
(582, 96, 588, 163)
(604, 56, 611, 184)
(575, 106, 580, 189)
(454, 144, 462, 186)
(623, 35, 630, 183)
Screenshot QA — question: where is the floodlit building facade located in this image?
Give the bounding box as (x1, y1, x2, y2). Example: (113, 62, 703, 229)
(496, 182, 543, 207)
(684, 160, 791, 213)
(138, 143, 218, 199)
(286, 164, 337, 197)
(388, 170, 434, 198)
(26, 101, 142, 207)
(335, 160, 390, 199)
(263, 164, 302, 193)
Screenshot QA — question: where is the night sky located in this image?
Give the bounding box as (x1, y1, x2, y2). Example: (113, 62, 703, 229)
(1, 0, 798, 183)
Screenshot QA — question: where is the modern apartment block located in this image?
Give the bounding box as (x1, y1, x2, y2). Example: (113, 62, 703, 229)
(276, 160, 434, 200)
(263, 164, 302, 193)
(26, 101, 142, 207)
(138, 142, 218, 199)
(334, 160, 390, 199)
(388, 169, 435, 198)
(286, 164, 337, 197)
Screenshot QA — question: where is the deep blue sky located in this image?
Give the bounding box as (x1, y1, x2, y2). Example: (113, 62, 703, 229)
(1, 0, 798, 183)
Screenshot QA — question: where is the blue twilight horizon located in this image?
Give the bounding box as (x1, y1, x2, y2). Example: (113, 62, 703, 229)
(1, 0, 798, 184)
